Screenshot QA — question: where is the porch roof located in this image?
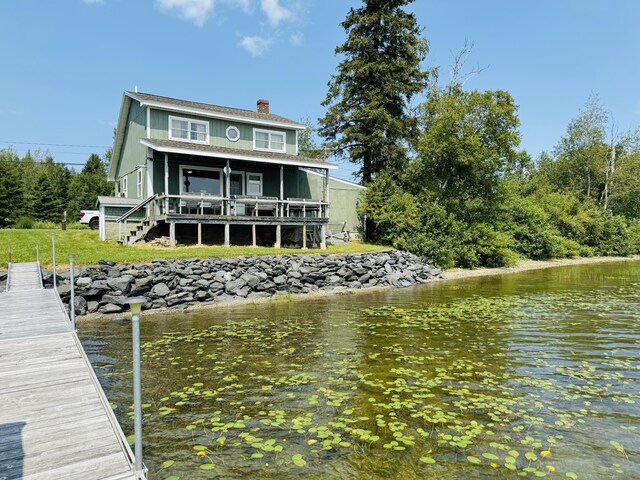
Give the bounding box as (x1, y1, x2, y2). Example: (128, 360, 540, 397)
(96, 196, 142, 208)
(140, 138, 338, 170)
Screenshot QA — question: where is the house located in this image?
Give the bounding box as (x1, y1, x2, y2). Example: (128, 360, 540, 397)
(102, 91, 365, 247)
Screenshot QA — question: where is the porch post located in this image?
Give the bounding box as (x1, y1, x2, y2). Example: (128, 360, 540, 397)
(252, 225, 257, 247)
(320, 225, 327, 250)
(324, 168, 330, 219)
(169, 221, 176, 247)
(275, 225, 281, 248)
(302, 224, 307, 250)
(279, 165, 284, 216)
(197, 223, 202, 246)
(164, 153, 169, 213)
(225, 160, 231, 215)
(224, 223, 230, 247)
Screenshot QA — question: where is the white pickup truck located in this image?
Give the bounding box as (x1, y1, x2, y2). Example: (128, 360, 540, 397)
(80, 210, 100, 230)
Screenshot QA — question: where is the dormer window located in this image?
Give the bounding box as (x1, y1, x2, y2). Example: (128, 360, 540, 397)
(169, 115, 209, 144)
(253, 128, 286, 153)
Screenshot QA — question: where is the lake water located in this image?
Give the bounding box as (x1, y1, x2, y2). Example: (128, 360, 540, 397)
(79, 261, 640, 479)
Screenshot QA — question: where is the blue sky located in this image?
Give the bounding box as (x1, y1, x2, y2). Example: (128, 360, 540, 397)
(1, 0, 639, 180)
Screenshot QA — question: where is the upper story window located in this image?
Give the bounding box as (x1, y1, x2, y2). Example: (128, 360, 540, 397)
(253, 128, 286, 153)
(169, 115, 209, 144)
(226, 125, 240, 142)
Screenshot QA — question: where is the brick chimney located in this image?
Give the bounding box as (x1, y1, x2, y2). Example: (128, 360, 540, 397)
(257, 99, 270, 114)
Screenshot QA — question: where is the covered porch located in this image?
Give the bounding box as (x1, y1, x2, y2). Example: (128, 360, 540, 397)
(116, 139, 335, 248)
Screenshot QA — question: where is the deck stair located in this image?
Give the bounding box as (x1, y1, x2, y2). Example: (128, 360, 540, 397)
(124, 219, 156, 245)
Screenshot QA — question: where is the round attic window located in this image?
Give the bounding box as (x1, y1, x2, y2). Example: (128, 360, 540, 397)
(226, 126, 240, 142)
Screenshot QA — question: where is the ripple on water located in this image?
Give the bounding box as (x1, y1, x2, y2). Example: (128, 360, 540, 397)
(79, 261, 640, 480)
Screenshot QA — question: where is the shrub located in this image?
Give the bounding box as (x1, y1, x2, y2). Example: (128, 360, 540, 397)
(66, 222, 89, 230)
(14, 216, 35, 229)
(32, 220, 58, 229)
(457, 223, 518, 268)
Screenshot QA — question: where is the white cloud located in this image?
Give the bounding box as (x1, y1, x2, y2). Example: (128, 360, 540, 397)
(223, 0, 251, 12)
(261, 0, 293, 26)
(155, 0, 215, 27)
(289, 31, 303, 46)
(239, 35, 272, 56)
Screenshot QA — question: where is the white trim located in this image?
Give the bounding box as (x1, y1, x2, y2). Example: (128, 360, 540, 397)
(146, 149, 154, 195)
(121, 176, 128, 197)
(146, 107, 150, 139)
(99, 205, 106, 241)
(168, 115, 209, 145)
(126, 92, 306, 131)
(253, 128, 286, 153)
(295, 130, 299, 156)
(226, 125, 240, 142)
(139, 138, 338, 169)
(179, 164, 223, 196)
(301, 167, 367, 189)
(246, 172, 263, 196)
(136, 168, 144, 199)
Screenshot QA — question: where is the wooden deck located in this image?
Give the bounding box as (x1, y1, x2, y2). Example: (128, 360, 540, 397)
(0, 263, 143, 480)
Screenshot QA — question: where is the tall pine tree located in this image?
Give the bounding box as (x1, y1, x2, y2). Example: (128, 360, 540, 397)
(319, 0, 429, 183)
(0, 150, 24, 227)
(67, 153, 113, 216)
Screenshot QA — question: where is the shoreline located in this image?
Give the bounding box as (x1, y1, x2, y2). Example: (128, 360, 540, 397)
(77, 254, 638, 322)
(443, 255, 639, 280)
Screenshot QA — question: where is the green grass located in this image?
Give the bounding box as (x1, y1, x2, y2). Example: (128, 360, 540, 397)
(0, 229, 389, 269)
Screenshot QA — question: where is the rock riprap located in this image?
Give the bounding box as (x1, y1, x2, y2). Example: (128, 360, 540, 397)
(41, 250, 443, 316)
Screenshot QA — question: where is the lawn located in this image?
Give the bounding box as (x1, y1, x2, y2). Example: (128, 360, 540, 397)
(0, 229, 390, 269)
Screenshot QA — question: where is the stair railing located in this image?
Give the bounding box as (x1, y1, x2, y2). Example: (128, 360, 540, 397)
(116, 194, 158, 245)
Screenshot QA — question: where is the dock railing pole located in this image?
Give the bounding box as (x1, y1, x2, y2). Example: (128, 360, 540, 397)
(8, 243, 11, 264)
(51, 233, 56, 289)
(68, 254, 76, 330)
(127, 297, 146, 474)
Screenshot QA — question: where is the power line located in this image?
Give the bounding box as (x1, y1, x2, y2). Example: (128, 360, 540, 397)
(0, 140, 110, 149)
(9, 148, 99, 156)
(0, 159, 93, 166)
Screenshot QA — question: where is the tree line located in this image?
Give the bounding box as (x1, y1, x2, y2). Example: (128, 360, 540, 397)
(0, 149, 113, 228)
(313, 0, 640, 268)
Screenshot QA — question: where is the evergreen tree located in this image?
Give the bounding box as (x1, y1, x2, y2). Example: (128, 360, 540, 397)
(67, 153, 113, 216)
(319, 0, 429, 183)
(32, 170, 64, 221)
(0, 149, 24, 227)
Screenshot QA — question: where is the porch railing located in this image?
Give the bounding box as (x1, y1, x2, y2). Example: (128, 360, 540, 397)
(157, 194, 329, 219)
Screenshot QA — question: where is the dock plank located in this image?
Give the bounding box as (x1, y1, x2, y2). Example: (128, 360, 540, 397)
(0, 263, 142, 479)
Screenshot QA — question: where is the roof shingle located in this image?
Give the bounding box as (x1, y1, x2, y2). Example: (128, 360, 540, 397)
(129, 92, 306, 128)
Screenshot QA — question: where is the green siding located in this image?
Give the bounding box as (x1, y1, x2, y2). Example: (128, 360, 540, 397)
(104, 206, 144, 220)
(152, 151, 165, 194)
(149, 108, 297, 154)
(119, 100, 147, 199)
(302, 170, 365, 237)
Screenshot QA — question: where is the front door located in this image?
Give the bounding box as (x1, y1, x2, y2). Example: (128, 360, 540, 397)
(230, 172, 244, 196)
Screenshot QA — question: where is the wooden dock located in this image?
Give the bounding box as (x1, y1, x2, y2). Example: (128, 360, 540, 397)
(0, 263, 143, 480)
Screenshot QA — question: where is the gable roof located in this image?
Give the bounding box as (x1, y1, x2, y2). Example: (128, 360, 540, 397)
(109, 91, 315, 181)
(140, 138, 337, 170)
(127, 91, 307, 130)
